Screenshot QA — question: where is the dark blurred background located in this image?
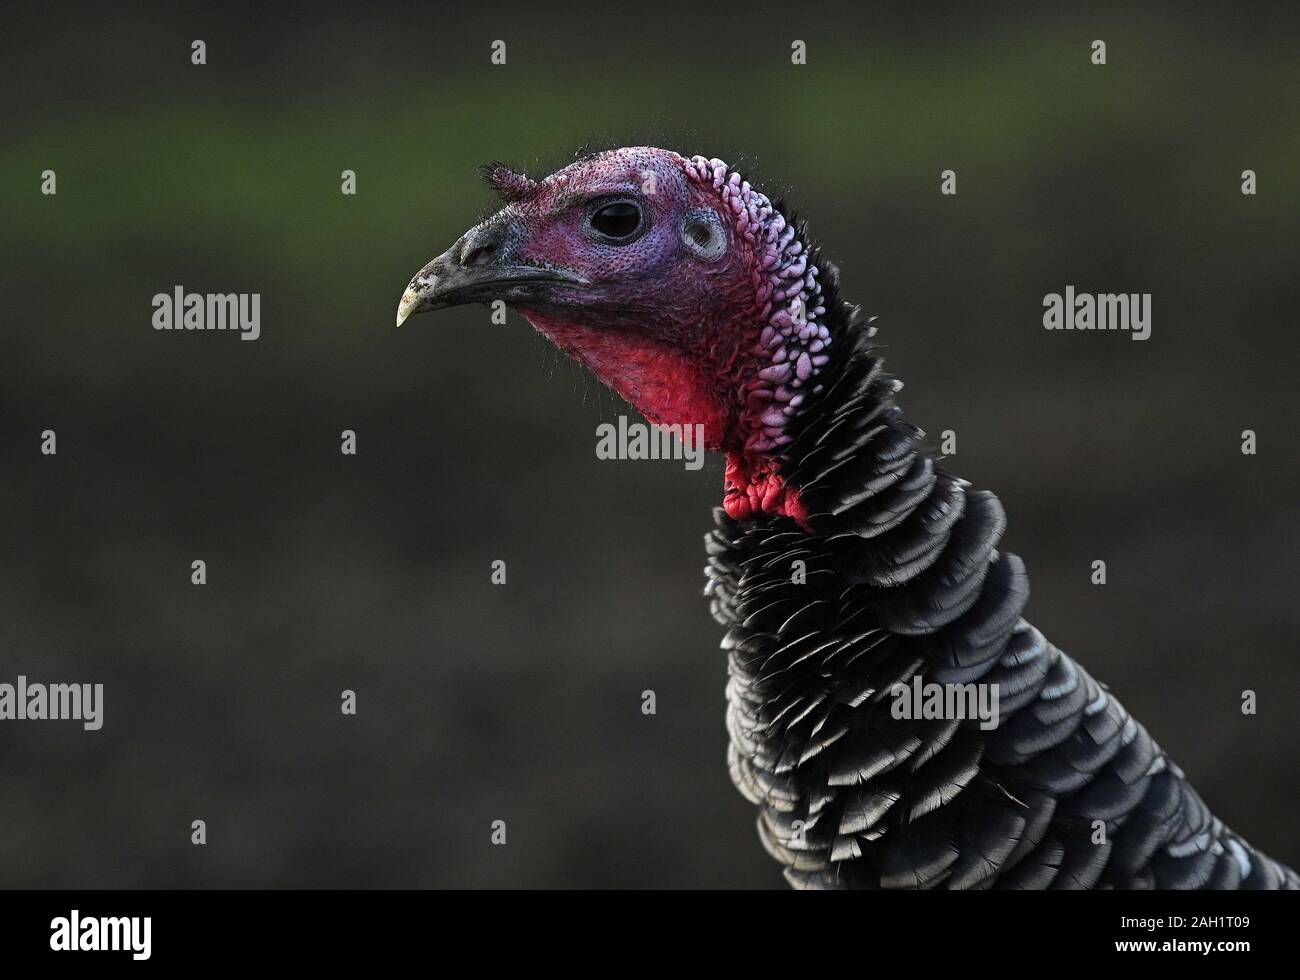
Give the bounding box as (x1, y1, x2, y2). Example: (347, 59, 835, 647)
(1, 2, 1296, 887)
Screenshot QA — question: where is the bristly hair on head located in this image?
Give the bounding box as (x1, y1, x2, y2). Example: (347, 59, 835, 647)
(480, 161, 538, 202)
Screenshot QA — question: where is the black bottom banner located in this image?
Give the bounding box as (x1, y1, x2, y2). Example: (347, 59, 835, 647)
(0, 887, 1292, 968)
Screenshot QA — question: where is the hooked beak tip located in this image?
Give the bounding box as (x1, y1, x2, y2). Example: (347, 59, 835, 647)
(395, 284, 425, 327)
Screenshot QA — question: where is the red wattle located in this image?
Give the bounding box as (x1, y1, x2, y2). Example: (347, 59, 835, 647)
(723, 453, 811, 529)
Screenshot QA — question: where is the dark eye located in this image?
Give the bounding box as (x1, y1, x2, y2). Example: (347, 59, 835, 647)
(590, 201, 642, 241)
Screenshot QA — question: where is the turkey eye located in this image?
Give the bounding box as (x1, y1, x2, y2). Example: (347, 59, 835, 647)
(590, 202, 642, 241)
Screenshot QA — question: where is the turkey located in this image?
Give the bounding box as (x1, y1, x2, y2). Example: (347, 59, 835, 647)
(396, 146, 1296, 889)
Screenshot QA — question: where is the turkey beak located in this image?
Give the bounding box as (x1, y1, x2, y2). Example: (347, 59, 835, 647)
(395, 253, 458, 326)
(396, 221, 588, 326)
